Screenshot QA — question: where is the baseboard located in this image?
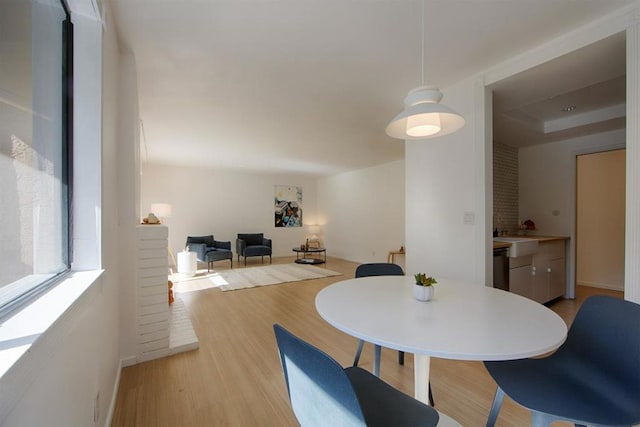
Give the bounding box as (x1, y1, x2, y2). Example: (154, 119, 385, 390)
(121, 355, 137, 368)
(577, 281, 624, 291)
(104, 358, 123, 427)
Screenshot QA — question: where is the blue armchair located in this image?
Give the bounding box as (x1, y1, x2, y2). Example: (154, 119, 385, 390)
(236, 233, 272, 266)
(185, 235, 233, 271)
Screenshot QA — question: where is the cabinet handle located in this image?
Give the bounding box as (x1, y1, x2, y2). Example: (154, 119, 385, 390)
(547, 268, 552, 273)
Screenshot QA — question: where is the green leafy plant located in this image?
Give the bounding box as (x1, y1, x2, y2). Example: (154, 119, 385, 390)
(414, 273, 437, 287)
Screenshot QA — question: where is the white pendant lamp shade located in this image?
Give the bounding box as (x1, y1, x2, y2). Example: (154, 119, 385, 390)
(386, 86, 465, 140)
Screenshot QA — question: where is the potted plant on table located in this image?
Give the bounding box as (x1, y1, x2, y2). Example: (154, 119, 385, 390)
(413, 273, 437, 301)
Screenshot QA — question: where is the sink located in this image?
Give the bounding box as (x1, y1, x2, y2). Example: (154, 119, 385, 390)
(493, 237, 539, 257)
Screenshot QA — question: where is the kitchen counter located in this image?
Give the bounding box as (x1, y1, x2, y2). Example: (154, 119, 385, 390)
(493, 235, 569, 249)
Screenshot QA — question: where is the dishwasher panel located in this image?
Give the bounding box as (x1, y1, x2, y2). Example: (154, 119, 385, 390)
(493, 247, 509, 291)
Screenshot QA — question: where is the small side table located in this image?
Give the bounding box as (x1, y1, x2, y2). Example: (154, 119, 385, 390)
(388, 248, 405, 264)
(177, 251, 197, 276)
(292, 247, 326, 264)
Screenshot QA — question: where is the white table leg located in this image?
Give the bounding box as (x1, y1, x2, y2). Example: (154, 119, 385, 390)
(414, 354, 431, 405)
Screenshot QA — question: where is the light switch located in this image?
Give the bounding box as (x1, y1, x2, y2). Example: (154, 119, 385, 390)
(463, 211, 475, 225)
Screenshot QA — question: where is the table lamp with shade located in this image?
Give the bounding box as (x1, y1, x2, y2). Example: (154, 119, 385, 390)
(150, 203, 172, 223)
(306, 225, 322, 249)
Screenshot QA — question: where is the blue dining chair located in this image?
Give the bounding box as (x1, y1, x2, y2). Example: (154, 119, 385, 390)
(484, 295, 640, 427)
(352, 263, 435, 406)
(273, 324, 439, 427)
(353, 263, 405, 372)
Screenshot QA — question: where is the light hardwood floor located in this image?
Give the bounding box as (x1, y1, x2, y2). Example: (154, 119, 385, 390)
(111, 257, 623, 426)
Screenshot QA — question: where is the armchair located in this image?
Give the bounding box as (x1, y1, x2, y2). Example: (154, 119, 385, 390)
(236, 233, 272, 266)
(185, 235, 233, 271)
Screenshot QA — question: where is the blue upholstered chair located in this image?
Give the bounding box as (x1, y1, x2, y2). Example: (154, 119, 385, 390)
(484, 295, 640, 427)
(236, 233, 272, 266)
(273, 324, 439, 427)
(185, 235, 233, 271)
(353, 262, 435, 407)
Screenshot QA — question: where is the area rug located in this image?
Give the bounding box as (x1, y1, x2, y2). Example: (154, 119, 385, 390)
(172, 263, 341, 293)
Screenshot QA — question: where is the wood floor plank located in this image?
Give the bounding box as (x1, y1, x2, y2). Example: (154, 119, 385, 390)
(111, 257, 622, 426)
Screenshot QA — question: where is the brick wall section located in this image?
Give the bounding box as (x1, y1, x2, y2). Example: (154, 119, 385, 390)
(493, 142, 519, 234)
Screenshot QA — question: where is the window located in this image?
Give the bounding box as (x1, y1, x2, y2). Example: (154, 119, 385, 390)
(0, 0, 72, 315)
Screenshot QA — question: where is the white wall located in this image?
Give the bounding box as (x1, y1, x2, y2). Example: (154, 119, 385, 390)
(140, 163, 319, 260)
(576, 149, 626, 291)
(116, 52, 141, 364)
(519, 129, 625, 236)
(406, 78, 487, 284)
(98, 4, 126, 423)
(317, 160, 405, 267)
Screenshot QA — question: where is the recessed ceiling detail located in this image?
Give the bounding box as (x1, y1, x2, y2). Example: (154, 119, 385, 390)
(493, 33, 627, 148)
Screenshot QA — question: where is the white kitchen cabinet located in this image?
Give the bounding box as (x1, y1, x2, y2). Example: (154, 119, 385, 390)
(509, 255, 534, 299)
(548, 257, 566, 300)
(531, 241, 566, 303)
(510, 265, 533, 299)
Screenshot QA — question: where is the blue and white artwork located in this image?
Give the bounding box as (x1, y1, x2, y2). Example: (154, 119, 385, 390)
(274, 185, 302, 227)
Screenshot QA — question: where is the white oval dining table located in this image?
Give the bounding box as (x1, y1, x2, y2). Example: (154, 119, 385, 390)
(315, 276, 567, 407)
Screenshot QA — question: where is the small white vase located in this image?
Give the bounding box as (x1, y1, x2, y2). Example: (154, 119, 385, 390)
(413, 284, 434, 302)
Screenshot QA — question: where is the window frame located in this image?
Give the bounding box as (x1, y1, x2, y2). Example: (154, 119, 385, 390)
(0, 0, 74, 319)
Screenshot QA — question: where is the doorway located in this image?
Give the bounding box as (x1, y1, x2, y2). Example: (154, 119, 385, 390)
(575, 149, 626, 294)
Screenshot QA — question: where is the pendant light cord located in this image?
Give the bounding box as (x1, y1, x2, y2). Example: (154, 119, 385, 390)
(421, 0, 425, 86)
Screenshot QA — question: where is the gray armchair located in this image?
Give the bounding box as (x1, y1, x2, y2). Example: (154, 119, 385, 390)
(185, 235, 233, 271)
(236, 233, 272, 266)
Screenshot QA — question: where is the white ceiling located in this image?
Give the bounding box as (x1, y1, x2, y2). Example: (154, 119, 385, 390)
(107, 0, 633, 176)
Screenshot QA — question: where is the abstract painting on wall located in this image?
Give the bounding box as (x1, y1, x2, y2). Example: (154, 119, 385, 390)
(274, 185, 302, 227)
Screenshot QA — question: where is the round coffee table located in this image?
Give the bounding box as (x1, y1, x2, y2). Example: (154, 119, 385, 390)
(292, 247, 326, 264)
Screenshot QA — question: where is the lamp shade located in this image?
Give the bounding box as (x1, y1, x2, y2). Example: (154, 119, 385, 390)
(386, 86, 465, 140)
(307, 224, 321, 235)
(150, 203, 172, 218)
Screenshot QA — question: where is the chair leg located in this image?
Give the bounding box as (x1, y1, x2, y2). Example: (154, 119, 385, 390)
(373, 344, 381, 377)
(486, 387, 505, 427)
(229, 258, 233, 269)
(428, 382, 434, 407)
(353, 340, 365, 366)
(398, 351, 404, 365)
(531, 412, 556, 427)
(261, 255, 264, 264)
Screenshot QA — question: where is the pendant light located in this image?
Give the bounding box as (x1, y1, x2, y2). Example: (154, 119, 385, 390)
(386, 0, 465, 140)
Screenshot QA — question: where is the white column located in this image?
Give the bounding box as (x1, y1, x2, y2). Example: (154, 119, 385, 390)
(626, 20, 640, 303)
(136, 224, 170, 362)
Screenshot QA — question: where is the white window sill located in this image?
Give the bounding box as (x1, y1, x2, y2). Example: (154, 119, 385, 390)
(0, 270, 104, 380)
